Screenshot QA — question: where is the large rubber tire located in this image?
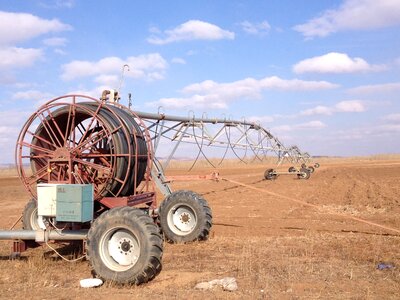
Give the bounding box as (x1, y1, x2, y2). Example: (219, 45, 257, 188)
(314, 163, 320, 168)
(264, 169, 277, 180)
(297, 168, 311, 180)
(22, 199, 40, 230)
(86, 207, 163, 285)
(288, 166, 296, 173)
(159, 190, 212, 243)
(307, 166, 315, 174)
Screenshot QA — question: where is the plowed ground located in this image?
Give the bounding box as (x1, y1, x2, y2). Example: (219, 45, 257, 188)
(0, 159, 399, 299)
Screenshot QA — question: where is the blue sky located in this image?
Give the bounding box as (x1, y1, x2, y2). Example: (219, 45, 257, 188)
(0, 0, 400, 163)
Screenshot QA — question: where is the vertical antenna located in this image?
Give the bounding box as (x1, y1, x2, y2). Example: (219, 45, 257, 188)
(128, 93, 132, 109)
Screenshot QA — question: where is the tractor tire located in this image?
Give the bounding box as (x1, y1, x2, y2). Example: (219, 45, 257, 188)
(22, 199, 40, 230)
(307, 166, 315, 173)
(301, 163, 307, 168)
(86, 207, 163, 285)
(314, 163, 320, 168)
(159, 190, 212, 243)
(297, 168, 311, 180)
(264, 168, 277, 180)
(288, 166, 296, 173)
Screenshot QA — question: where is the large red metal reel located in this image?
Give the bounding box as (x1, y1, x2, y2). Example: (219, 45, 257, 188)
(15, 95, 150, 200)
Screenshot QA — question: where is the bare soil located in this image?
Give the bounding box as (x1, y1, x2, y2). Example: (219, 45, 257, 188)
(0, 159, 399, 299)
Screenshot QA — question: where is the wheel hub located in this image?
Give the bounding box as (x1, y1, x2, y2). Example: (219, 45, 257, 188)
(120, 240, 132, 252)
(107, 230, 140, 267)
(169, 206, 197, 234)
(180, 212, 190, 224)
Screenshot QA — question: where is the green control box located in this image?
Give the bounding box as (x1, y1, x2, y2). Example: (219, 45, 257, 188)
(55, 184, 93, 222)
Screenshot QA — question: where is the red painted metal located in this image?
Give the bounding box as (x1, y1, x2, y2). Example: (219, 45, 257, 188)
(99, 192, 156, 209)
(15, 95, 155, 209)
(164, 172, 220, 182)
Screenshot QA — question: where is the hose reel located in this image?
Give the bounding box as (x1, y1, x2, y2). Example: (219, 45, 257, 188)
(16, 95, 150, 200)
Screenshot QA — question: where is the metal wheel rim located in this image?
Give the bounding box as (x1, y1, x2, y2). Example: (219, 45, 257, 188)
(167, 204, 197, 236)
(99, 227, 140, 272)
(29, 207, 40, 230)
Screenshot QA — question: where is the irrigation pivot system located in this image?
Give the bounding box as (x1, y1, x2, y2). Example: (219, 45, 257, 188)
(0, 91, 318, 285)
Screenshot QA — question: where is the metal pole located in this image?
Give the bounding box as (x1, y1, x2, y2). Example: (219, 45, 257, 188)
(0, 229, 88, 241)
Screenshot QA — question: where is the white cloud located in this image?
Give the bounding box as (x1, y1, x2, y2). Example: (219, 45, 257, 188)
(171, 57, 186, 64)
(248, 115, 275, 123)
(147, 20, 234, 45)
(43, 37, 67, 47)
(293, 52, 386, 74)
(272, 120, 326, 132)
(147, 76, 338, 110)
(383, 113, 400, 122)
(54, 48, 67, 55)
(240, 20, 271, 35)
(301, 105, 333, 116)
(94, 74, 119, 86)
(0, 11, 71, 46)
(61, 53, 168, 82)
(40, 0, 75, 9)
(0, 47, 43, 70)
(294, 0, 400, 38)
(300, 100, 366, 116)
(12, 90, 53, 101)
(335, 100, 365, 112)
(348, 82, 400, 94)
(297, 120, 326, 129)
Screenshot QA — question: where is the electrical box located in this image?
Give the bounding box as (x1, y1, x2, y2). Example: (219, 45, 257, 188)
(37, 184, 58, 217)
(37, 184, 93, 222)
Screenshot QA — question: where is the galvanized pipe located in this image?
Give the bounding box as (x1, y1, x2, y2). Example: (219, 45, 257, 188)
(0, 230, 36, 240)
(0, 229, 88, 241)
(134, 110, 258, 127)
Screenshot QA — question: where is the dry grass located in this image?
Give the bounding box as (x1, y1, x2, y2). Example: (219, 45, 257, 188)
(0, 156, 400, 299)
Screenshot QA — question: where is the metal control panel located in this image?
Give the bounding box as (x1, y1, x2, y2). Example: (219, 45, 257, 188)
(37, 184, 93, 222)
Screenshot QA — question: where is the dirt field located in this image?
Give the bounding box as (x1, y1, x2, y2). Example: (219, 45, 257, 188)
(0, 158, 399, 299)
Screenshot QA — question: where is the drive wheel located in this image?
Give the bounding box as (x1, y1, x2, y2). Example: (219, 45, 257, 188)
(264, 168, 277, 180)
(314, 163, 320, 168)
(297, 168, 311, 180)
(159, 190, 212, 243)
(288, 166, 296, 173)
(86, 207, 163, 284)
(22, 199, 40, 230)
(308, 166, 315, 173)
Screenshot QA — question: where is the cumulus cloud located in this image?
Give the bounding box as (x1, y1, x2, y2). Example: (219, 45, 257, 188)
(0, 12, 70, 74)
(300, 100, 366, 116)
(335, 100, 365, 112)
(348, 82, 400, 94)
(293, 52, 386, 74)
(0, 11, 71, 46)
(12, 90, 53, 101)
(147, 20, 234, 45)
(39, 0, 75, 9)
(147, 76, 338, 110)
(240, 20, 271, 35)
(383, 113, 400, 122)
(0, 47, 43, 70)
(171, 57, 186, 64)
(294, 0, 400, 38)
(43, 37, 67, 47)
(272, 120, 326, 132)
(248, 115, 275, 123)
(61, 53, 168, 82)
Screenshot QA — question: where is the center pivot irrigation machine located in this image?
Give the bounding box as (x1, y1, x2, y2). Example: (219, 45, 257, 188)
(0, 91, 318, 284)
